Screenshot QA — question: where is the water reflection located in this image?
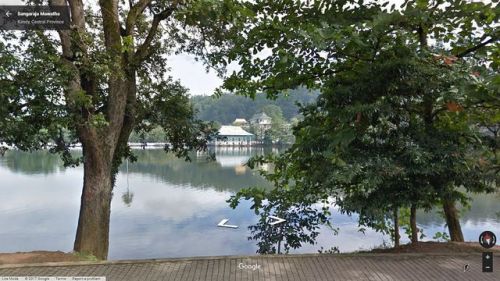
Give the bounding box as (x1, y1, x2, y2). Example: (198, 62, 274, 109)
(0, 150, 65, 175)
(0, 148, 499, 259)
(118, 148, 274, 192)
(121, 159, 134, 207)
(417, 192, 500, 225)
(121, 190, 134, 207)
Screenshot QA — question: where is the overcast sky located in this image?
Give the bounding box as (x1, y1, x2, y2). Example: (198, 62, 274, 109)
(167, 54, 222, 96)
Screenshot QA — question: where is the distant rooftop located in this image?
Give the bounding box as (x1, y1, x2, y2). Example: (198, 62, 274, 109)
(233, 118, 248, 124)
(218, 125, 254, 136)
(251, 112, 271, 120)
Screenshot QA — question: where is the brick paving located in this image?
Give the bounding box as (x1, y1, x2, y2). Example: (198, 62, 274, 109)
(0, 253, 498, 280)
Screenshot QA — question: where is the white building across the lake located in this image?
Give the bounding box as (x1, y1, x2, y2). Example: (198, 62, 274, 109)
(232, 118, 248, 126)
(214, 125, 255, 146)
(249, 112, 272, 140)
(250, 112, 272, 128)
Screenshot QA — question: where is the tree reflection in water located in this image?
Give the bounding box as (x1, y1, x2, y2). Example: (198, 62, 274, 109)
(122, 158, 134, 207)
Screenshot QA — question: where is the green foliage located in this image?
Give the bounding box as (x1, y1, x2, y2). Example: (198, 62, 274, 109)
(191, 88, 318, 124)
(73, 251, 99, 262)
(191, 89, 315, 145)
(220, 0, 498, 252)
(0, 0, 237, 169)
(0, 0, 251, 259)
(318, 246, 340, 254)
(261, 105, 283, 122)
(130, 77, 219, 162)
(129, 126, 166, 143)
(228, 182, 333, 254)
(433, 231, 451, 242)
(229, 151, 337, 253)
(0, 31, 75, 154)
(398, 208, 425, 240)
(121, 35, 134, 53)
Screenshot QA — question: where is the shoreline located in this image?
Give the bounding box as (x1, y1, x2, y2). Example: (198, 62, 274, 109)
(1, 242, 498, 266)
(0, 142, 289, 150)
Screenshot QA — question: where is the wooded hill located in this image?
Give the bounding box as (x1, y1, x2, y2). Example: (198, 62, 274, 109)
(190, 88, 319, 124)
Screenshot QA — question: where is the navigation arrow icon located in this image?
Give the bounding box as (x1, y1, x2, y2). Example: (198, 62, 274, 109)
(5, 10, 12, 18)
(217, 218, 238, 229)
(268, 215, 286, 226)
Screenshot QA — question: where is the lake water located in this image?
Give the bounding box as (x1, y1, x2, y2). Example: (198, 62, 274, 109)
(0, 148, 498, 260)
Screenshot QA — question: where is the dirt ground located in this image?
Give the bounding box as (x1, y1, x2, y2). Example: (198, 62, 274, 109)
(0, 251, 83, 265)
(365, 241, 500, 254)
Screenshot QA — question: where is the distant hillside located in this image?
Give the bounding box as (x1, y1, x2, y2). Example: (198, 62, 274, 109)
(190, 88, 319, 124)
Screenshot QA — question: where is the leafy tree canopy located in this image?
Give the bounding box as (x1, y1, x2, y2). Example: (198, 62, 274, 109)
(221, 0, 498, 251)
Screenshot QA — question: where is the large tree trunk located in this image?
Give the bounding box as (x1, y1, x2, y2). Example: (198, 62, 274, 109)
(73, 142, 114, 260)
(51, 0, 172, 260)
(410, 204, 418, 244)
(442, 199, 464, 242)
(393, 208, 400, 248)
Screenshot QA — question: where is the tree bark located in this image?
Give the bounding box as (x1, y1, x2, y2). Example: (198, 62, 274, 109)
(73, 140, 114, 260)
(393, 208, 400, 248)
(442, 199, 464, 242)
(51, 0, 173, 260)
(410, 204, 418, 244)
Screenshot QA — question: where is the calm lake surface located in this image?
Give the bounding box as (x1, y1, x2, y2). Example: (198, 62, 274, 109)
(0, 148, 499, 260)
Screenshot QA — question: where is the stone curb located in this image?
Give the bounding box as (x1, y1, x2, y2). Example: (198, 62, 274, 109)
(0, 252, 483, 269)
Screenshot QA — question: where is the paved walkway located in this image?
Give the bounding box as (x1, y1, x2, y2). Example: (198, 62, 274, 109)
(0, 253, 498, 280)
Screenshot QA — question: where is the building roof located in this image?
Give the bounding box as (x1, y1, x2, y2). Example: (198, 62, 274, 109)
(250, 112, 271, 121)
(218, 125, 254, 136)
(233, 118, 248, 124)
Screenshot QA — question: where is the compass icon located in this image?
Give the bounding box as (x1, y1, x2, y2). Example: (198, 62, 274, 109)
(479, 231, 497, 249)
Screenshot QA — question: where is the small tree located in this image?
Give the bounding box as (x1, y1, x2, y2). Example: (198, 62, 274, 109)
(229, 155, 332, 254)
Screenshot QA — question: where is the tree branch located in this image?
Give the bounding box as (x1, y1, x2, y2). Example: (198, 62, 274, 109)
(49, 0, 73, 59)
(98, 0, 131, 153)
(49, 0, 96, 145)
(134, 6, 177, 64)
(455, 35, 498, 58)
(125, 0, 152, 36)
(98, 0, 122, 53)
